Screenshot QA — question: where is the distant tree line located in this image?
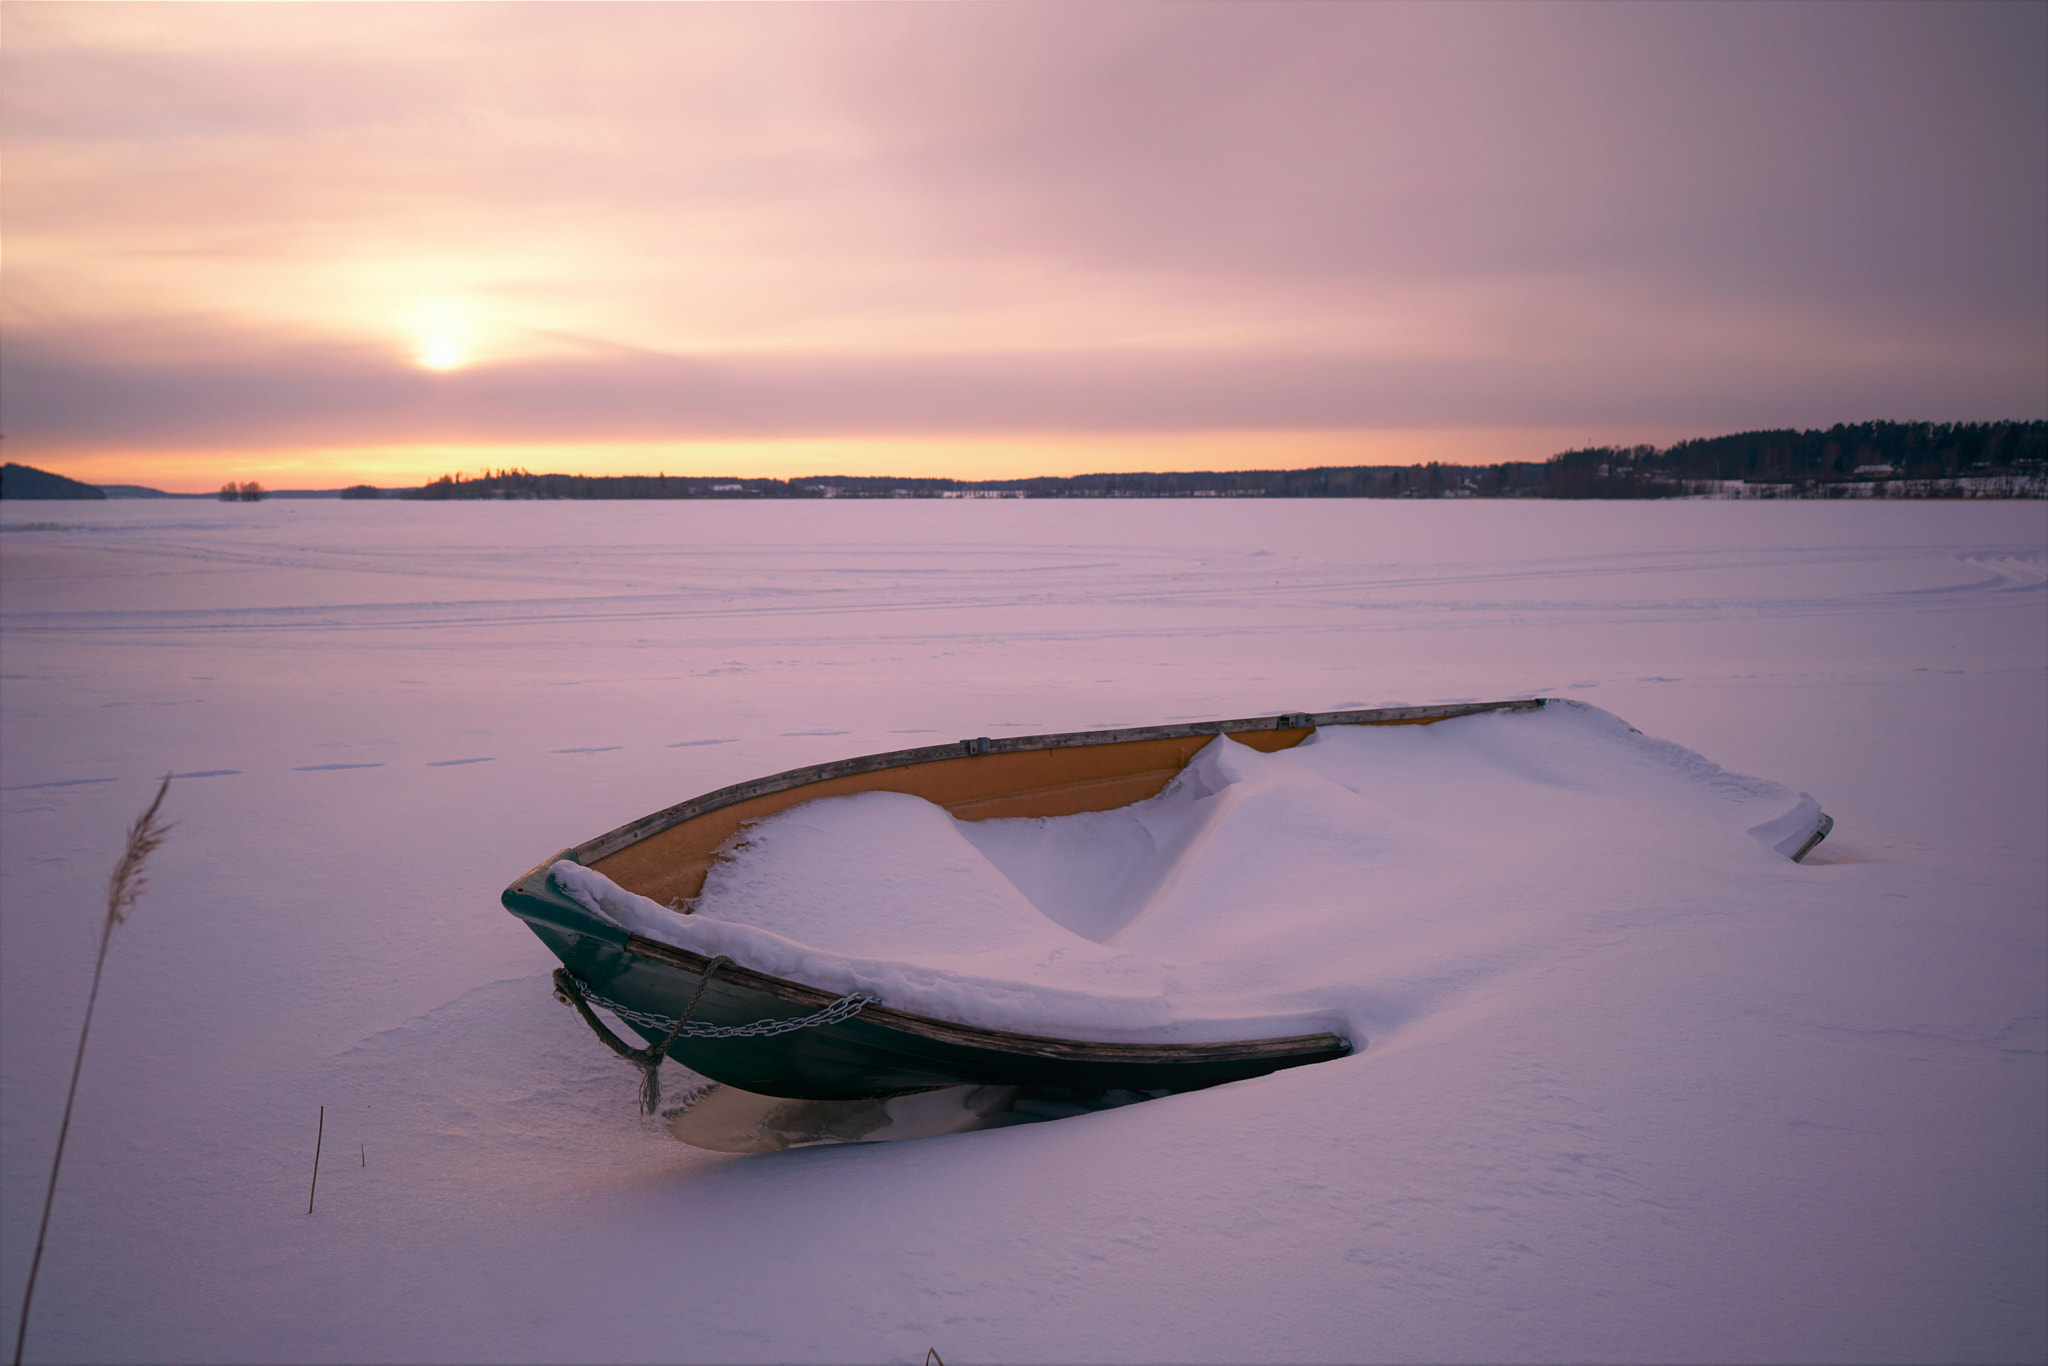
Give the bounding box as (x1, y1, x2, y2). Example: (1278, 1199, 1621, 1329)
(396, 464, 1517, 500)
(394, 422, 2044, 501)
(1538, 421, 2047, 498)
(400, 470, 802, 500)
(8, 421, 2041, 503)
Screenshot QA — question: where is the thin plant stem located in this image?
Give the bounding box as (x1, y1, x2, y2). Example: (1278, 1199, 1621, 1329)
(307, 1107, 324, 1215)
(12, 776, 171, 1366)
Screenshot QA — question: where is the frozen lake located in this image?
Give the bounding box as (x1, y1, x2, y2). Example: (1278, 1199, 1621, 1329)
(3, 499, 2043, 1363)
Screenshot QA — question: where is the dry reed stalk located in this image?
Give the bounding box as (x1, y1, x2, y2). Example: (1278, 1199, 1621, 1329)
(11, 776, 172, 1366)
(306, 1107, 324, 1215)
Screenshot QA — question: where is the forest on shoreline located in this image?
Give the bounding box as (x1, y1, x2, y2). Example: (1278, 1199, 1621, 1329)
(398, 420, 2048, 501)
(6, 420, 2044, 501)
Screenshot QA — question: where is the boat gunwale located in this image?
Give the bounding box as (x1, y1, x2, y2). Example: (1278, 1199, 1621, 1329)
(567, 698, 1549, 866)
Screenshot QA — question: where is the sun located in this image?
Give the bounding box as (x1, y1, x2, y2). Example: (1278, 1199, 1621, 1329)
(418, 335, 467, 371)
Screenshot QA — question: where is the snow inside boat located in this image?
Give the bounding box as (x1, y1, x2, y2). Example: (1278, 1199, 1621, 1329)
(502, 698, 1834, 1114)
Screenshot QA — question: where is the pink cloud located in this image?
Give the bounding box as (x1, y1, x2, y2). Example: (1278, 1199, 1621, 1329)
(2, 1, 2042, 467)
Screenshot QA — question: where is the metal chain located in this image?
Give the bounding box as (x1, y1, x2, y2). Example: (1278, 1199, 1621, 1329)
(569, 974, 876, 1039)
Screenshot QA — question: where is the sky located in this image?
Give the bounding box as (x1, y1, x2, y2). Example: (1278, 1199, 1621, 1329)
(2, 1, 2044, 492)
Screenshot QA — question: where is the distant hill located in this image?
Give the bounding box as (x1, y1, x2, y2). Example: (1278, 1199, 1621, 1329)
(1, 462, 106, 500)
(3, 469, 391, 499)
(100, 486, 378, 500)
(99, 484, 199, 499)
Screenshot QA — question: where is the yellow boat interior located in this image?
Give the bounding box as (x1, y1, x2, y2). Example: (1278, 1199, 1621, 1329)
(578, 701, 1543, 913)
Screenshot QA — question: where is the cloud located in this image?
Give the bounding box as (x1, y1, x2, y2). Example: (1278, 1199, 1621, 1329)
(7, 313, 2035, 454)
(1, 0, 2042, 470)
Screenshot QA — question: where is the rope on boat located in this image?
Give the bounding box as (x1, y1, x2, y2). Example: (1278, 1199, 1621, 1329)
(591, 986, 877, 1040)
(550, 964, 877, 1113)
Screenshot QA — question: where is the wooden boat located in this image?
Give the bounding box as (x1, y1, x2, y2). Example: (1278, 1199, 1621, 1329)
(502, 697, 1830, 1104)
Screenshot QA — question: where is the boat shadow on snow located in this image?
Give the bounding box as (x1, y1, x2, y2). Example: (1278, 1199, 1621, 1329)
(657, 1075, 1171, 1154)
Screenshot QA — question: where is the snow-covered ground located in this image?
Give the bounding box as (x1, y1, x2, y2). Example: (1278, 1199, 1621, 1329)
(2, 499, 2042, 1364)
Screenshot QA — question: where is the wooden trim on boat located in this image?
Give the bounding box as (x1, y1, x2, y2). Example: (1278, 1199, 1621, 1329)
(581, 699, 1546, 909)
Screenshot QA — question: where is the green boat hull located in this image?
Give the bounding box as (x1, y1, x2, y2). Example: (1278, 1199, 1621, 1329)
(504, 861, 1352, 1099)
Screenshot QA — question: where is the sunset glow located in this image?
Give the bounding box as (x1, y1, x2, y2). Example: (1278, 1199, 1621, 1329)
(2, 2, 2041, 491)
(417, 337, 467, 373)
(48, 427, 1696, 498)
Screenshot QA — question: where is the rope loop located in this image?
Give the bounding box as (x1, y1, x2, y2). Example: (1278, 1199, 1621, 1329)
(567, 973, 876, 1041)
(550, 964, 877, 1114)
